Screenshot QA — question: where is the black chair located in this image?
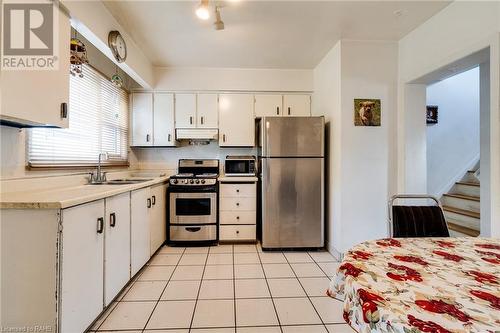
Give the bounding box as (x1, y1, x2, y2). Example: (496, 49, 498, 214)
(388, 195, 450, 238)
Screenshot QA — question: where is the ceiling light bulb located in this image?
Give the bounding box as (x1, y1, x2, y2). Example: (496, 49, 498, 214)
(196, 0, 210, 20)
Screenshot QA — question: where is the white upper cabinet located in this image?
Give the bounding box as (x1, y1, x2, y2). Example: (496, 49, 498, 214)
(219, 94, 255, 147)
(175, 93, 218, 129)
(153, 93, 176, 146)
(255, 94, 283, 117)
(283, 94, 311, 116)
(197, 93, 218, 128)
(131, 92, 176, 147)
(0, 8, 70, 128)
(175, 93, 197, 128)
(132, 93, 154, 146)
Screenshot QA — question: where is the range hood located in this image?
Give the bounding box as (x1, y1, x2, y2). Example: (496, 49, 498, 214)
(176, 128, 219, 140)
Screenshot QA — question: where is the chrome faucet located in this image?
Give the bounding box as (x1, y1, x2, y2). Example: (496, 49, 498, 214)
(88, 152, 108, 184)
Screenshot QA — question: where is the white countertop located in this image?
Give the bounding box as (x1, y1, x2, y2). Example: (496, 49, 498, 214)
(218, 175, 258, 182)
(0, 174, 173, 209)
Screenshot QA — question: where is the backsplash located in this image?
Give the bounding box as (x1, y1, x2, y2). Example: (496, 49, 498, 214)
(133, 141, 256, 172)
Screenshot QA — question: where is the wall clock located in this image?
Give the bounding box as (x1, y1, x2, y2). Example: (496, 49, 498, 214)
(108, 30, 127, 63)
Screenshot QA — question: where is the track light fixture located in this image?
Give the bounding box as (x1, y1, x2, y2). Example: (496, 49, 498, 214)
(214, 6, 224, 30)
(196, 0, 210, 20)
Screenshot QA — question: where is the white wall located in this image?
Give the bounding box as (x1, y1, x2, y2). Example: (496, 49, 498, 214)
(426, 67, 480, 196)
(313, 40, 398, 254)
(312, 42, 342, 254)
(397, 1, 500, 237)
(154, 67, 313, 92)
(480, 62, 491, 235)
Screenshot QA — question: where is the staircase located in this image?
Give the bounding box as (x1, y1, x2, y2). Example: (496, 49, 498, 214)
(441, 166, 480, 237)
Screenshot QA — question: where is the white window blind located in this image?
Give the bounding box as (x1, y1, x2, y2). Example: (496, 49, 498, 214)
(28, 65, 129, 167)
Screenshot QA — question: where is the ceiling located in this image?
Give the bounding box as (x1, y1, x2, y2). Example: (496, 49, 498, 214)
(103, 0, 450, 69)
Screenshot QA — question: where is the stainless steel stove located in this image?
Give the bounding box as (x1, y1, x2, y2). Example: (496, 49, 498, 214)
(167, 159, 219, 244)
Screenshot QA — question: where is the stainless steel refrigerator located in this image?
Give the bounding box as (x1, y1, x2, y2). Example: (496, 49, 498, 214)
(258, 116, 325, 249)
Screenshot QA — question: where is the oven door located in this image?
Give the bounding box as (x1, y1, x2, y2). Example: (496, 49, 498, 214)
(170, 192, 217, 225)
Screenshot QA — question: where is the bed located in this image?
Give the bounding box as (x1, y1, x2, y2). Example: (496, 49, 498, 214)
(328, 237, 500, 333)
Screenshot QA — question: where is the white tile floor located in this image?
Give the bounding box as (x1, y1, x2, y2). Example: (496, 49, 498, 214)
(90, 243, 353, 333)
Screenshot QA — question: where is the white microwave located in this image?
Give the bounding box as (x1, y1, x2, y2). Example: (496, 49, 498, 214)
(224, 156, 257, 176)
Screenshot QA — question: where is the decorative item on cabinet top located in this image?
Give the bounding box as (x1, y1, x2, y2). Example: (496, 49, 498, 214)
(69, 31, 89, 78)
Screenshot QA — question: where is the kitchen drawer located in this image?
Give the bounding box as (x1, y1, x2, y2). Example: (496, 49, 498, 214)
(220, 183, 256, 198)
(220, 225, 256, 241)
(169, 225, 216, 241)
(220, 211, 256, 225)
(220, 197, 256, 211)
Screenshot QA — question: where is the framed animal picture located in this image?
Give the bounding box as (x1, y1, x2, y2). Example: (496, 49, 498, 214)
(354, 98, 381, 126)
(426, 105, 438, 124)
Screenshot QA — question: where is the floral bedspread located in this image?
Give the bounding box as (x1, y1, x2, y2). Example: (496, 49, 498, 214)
(328, 237, 500, 333)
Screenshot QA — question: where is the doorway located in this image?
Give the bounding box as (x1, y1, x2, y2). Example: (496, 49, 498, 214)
(402, 47, 491, 237)
(426, 67, 480, 236)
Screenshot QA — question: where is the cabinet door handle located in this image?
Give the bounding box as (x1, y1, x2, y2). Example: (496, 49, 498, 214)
(147, 198, 152, 208)
(200, 116, 204, 125)
(60, 102, 68, 119)
(236, 202, 240, 207)
(190, 116, 193, 125)
(236, 189, 240, 193)
(236, 216, 240, 220)
(276, 106, 279, 115)
(168, 134, 171, 142)
(288, 107, 291, 115)
(152, 195, 156, 205)
(185, 227, 201, 232)
(110, 213, 116, 227)
(222, 134, 226, 142)
(97, 217, 104, 234)
(146, 134, 150, 142)
(236, 230, 240, 234)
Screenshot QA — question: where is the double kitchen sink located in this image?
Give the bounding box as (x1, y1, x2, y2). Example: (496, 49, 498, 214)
(87, 178, 153, 185)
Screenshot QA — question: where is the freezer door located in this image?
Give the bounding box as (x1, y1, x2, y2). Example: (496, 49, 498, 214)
(261, 157, 324, 248)
(262, 116, 324, 157)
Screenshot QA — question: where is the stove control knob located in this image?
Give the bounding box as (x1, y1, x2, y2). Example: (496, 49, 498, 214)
(195, 179, 200, 184)
(172, 179, 178, 184)
(201, 179, 206, 184)
(189, 179, 194, 184)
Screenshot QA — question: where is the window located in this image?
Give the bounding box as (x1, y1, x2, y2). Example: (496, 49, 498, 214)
(28, 65, 129, 167)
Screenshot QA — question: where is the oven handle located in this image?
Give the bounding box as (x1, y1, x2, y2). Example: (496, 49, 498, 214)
(185, 227, 201, 232)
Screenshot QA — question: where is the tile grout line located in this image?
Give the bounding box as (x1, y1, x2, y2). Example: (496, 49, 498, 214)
(93, 249, 180, 331)
(187, 247, 211, 332)
(256, 247, 284, 333)
(284, 252, 328, 328)
(140, 247, 186, 333)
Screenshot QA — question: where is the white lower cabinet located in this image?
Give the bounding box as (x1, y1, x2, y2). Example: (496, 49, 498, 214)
(1, 182, 168, 333)
(150, 184, 167, 255)
(219, 182, 257, 241)
(104, 193, 131, 306)
(220, 225, 257, 241)
(60, 200, 105, 333)
(131, 187, 152, 276)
